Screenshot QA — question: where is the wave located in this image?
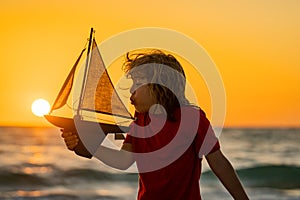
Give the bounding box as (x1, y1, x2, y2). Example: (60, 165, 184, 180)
(0, 163, 137, 189)
(1, 164, 299, 190)
(202, 164, 300, 189)
(0, 169, 50, 188)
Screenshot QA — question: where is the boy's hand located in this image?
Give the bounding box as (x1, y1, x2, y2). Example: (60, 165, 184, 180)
(61, 129, 79, 150)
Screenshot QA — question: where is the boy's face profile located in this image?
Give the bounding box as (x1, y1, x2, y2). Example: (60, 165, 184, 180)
(129, 76, 157, 113)
(124, 51, 188, 117)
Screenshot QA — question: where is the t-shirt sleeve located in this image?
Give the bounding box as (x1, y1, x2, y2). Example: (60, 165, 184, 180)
(208, 139, 220, 154)
(195, 110, 221, 158)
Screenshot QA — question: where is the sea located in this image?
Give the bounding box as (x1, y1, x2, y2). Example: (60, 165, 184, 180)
(0, 127, 299, 200)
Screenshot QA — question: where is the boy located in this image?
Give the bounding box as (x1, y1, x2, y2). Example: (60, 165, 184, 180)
(62, 50, 249, 199)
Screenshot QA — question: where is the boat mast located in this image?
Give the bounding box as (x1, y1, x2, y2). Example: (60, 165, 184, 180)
(77, 27, 94, 117)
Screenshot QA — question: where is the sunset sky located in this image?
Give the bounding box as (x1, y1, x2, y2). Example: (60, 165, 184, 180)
(0, 0, 299, 127)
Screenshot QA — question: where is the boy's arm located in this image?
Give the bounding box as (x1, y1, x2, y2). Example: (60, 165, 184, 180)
(61, 131, 134, 170)
(93, 142, 134, 170)
(205, 150, 249, 200)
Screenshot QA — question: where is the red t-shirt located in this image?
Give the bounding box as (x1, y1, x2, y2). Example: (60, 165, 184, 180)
(124, 106, 220, 200)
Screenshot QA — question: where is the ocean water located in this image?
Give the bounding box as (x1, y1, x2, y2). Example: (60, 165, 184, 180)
(0, 127, 299, 200)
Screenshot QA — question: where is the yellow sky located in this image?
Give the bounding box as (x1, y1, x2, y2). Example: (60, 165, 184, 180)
(0, 0, 299, 127)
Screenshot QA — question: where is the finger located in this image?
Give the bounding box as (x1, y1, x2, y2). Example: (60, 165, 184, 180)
(64, 134, 78, 142)
(64, 136, 79, 146)
(64, 136, 78, 144)
(61, 131, 74, 138)
(64, 135, 78, 143)
(67, 143, 77, 150)
(65, 140, 77, 150)
(67, 142, 77, 150)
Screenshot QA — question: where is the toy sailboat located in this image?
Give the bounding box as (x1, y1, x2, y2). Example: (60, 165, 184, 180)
(44, 28, 133, 158)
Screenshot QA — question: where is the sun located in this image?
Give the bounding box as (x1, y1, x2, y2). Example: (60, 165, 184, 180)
(31, 98, 51, 117)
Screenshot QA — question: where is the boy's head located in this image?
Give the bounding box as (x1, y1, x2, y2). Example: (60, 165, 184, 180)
(123, 49, 189, 120)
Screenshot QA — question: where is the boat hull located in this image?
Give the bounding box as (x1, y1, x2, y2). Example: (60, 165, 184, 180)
(44, 115, 129, 158)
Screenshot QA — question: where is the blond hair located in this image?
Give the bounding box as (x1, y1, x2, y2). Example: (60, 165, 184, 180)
(123, 49, 190, 121)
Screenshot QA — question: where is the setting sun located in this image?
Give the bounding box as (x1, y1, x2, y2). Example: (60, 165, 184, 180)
(31, 99, 51, 117)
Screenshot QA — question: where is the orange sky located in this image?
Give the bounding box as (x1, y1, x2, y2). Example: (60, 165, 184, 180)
(0, 0, 299, 127)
